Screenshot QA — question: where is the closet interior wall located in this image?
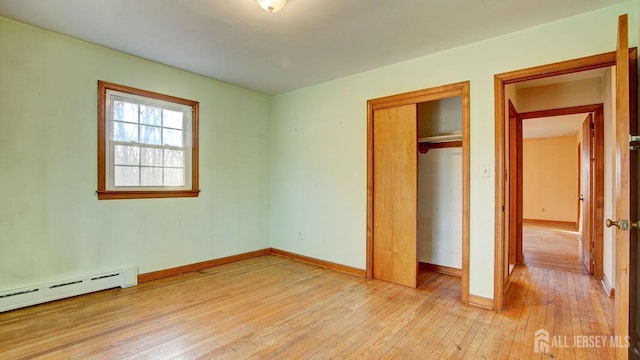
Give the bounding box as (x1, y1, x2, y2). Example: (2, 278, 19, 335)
(417, 97, 464, 273)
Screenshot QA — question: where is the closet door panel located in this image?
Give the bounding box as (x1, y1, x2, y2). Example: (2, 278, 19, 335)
(373, 111, 394, 282)
(373, 104, 418, 288)
(392, 109, 418, 288)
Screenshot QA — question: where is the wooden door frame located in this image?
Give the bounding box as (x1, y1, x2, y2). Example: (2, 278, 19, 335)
(367, 81, 470, 304)
(507, 101, 522, 270)
(514, 104, 604, 278)
(494, 50, 638, 311)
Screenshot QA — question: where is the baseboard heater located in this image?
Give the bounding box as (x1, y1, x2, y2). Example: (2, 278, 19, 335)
(0, 267, 137, 313)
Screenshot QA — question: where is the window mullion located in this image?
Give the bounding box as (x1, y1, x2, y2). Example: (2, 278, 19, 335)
(162, 148, 166, 186)
(111, 141, 182, 151)
(161, 106, 165, 186)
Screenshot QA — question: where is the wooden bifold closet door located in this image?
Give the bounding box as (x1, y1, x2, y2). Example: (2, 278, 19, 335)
(372, 104, 418, 288)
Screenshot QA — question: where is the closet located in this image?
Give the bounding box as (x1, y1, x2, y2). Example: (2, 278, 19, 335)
(367, 82, 469, 301)
(417, 97, 463, 282)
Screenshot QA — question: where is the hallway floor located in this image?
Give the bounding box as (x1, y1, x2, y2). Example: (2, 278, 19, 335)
(522, 222, 587, 274)
(503, 222, 616, 358)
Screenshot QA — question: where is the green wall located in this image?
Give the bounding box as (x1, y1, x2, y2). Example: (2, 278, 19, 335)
(1, 1, 638, 300)
(269, 2, 638, 299)
(0, 17, 271, 289)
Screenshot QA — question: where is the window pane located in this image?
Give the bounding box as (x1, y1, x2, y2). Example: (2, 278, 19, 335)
(164, 168, 185, 186)
(140, 147, 163, 166)
(140, 125, 162, 145)
(163, 109, 183, 129)
(113, 122, 139, 142)
(113, 100, 139, 123)
(114, 145, 139, 165)
(140, 105, 162, 126)
(163, 128, 183, 147)
(141, 167, 163, 186)
(164, 149, 184, 167)
(114, 166, 139, 186)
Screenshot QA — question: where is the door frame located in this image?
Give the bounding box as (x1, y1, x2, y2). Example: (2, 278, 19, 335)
(367, 81, 470, 303)
(494, 50, 637, 311)
(507, 100, 522, 271)
(513, 105, 604, 277)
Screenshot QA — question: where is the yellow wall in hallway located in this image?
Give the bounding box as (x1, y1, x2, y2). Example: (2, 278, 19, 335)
(523, 136, 579, 223)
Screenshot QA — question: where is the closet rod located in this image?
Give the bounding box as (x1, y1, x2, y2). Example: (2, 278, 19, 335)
(418, 137, 462, 154)
(418, 134, 462, 144)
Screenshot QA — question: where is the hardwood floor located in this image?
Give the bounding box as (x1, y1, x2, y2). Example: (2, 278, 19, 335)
(523, 222, 587, 274)
(0, 253, 614, 359)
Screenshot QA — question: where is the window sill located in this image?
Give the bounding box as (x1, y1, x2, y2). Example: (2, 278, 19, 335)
(97, 189, 200, 200)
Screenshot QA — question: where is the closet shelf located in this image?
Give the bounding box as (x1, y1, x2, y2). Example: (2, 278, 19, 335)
(418, 134, 462, 144)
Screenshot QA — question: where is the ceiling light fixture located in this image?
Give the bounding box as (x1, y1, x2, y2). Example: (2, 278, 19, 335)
(256, 0, 287, 13)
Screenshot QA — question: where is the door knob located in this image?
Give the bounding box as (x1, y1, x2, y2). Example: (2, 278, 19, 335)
(605, 219, 620, 228)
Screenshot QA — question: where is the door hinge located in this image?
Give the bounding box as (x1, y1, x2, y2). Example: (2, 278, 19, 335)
(589, 251, 594, 262)
(631, 135, 640, 151)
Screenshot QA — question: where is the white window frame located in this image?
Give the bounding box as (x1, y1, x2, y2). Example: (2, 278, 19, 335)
(97, 81, 200, 200)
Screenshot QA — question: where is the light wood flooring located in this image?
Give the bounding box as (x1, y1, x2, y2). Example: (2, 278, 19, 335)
(523, 222, 587, 274)
(0, 228, 614, 359)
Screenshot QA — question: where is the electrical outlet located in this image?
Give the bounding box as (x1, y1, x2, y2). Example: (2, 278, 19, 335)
(481, 168, 490, 178)
(298, 232, 303, 241)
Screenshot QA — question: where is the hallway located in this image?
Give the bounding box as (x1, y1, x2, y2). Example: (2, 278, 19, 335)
(503, 222, 615, 358)
(522, 222, 587, 274)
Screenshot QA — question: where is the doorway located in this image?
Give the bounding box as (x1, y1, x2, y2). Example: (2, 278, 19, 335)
(508, 102, 605, 276)
(366, 81, 470, 304)
(496, 15, 637, 358)
(494, 52, 624, 311)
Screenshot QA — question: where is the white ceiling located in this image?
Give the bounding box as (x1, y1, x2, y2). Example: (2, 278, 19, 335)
(0, 0, 625, 95)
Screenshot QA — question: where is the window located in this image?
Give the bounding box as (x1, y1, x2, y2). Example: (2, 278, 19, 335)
(97, 81, 199, 200)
